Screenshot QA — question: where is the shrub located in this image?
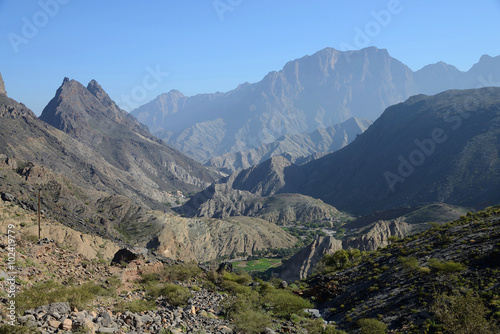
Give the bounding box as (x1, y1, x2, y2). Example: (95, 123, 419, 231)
(303, 319, 347, 334)
(428, 258, 466, 274)
(115, 299, 156, 313)
(164, 262, 202, 281)
(358, 318, 388, 334)
(0, 325, 38, 334)
(221, 280, 252, 295)
(221, 291, 260, 316)
(233, 309, 271, 334)
(141, 272, 161, 284)
(398, 256, 420, 271)
(148, 283, 192, 307)
(263, 289, 313, 319)
(222, 271, 252, 285)
(431, 290, 497, 334)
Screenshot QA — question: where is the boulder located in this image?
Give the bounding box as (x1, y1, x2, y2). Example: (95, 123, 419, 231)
(1, 193, 15, 202)
(217, 262, 233, 273)
(61, 318, 72, 330)
(111, 247, 147, 264)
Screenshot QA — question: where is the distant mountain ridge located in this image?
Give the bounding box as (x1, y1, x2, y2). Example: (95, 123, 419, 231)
(187, 87, 500, 216)
(132, 47, 500, 162)
(205, 117, 372, 174)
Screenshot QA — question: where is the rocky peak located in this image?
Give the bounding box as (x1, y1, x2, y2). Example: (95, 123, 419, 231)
(0, 72, 6, 96)
(86, 79, 107, 100)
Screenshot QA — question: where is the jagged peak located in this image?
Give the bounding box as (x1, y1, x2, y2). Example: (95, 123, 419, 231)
(58, 77, 86, 92)
(87, 79, 102, 92)
(0, 72, 6, 96)
(86, 79, 114, 107)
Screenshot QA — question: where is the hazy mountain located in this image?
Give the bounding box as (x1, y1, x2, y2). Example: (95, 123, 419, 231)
(133, 47, 417, 162)
(413, 61, 463, 95)
(40, 78, 219, 204)
(132, 48, 500, 163)
(189, 88, 500, 215)
(205, 117, 372, 174)
(413, 54, 500, 94)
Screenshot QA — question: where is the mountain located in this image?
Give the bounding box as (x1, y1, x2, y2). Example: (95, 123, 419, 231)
(132, 47, 500, 163)
(413, 61, 463, 95)
(40, 78, 219, 207)
(205, 117, 372, 174)
(0, 72, 5, 96)
(133, 47, 417, 162)
(188, 87, 500, 216)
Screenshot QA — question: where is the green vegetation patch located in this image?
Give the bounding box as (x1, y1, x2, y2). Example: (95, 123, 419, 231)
(233, 258, 282, 272)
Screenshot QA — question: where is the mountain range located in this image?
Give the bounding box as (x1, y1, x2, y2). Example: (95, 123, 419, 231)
(132, 47, 500, 163)
(205, 117, 372, 174)
(185, 87, 500, 216)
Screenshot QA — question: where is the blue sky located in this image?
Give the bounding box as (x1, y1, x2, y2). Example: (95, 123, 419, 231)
(1, 0, 500, 114)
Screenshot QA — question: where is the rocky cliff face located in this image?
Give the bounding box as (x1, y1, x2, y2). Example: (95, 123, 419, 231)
(277, 220, 411, 282)
(205, 117, 372, 174)
(279, 236, 343, 282)
(344, 220, 411, 251)
(0, 72, 6, 96)
(180, 179, 344, 225)
(154, 215, 297, 263)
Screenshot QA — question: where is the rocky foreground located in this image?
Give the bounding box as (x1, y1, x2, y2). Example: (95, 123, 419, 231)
(18, 292, 232, 334)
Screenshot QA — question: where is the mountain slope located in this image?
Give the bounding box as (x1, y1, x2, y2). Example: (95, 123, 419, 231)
(133, 47, 417, 161)
(305, 206, 500, 332)
(40, 78, 219, 206)
(205, 117, 372, 174)
(299, 87, 500, 214)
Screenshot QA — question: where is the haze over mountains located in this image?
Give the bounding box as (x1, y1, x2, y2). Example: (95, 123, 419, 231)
(132, 47, 500, 163)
